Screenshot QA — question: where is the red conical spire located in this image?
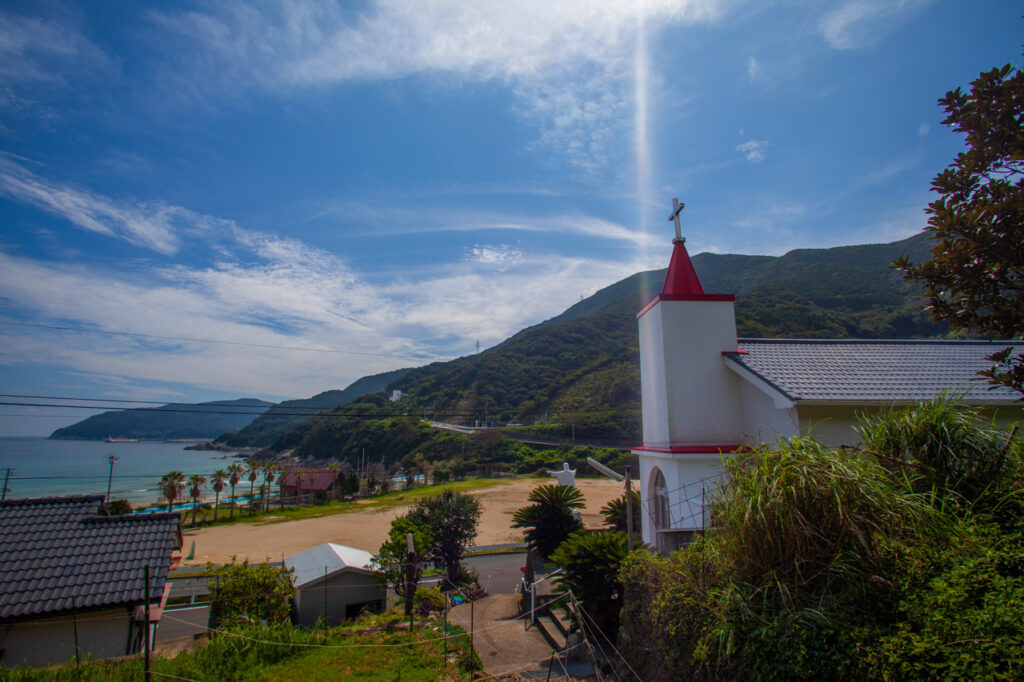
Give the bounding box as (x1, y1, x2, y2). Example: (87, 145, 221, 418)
(661, 238, 704, 295)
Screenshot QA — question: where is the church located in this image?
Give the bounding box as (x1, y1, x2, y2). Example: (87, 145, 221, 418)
(632, 207, 1023, 555)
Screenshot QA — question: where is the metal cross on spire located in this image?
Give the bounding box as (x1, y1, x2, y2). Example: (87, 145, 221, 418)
(667, 197, 685, 243)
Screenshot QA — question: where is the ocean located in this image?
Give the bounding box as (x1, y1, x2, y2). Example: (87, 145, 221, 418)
(0, 437, 248, 507)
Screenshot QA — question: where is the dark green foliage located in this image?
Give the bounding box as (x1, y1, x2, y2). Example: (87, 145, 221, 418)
(208, 561, 294, 628)
(406, 490, 481, 585)
(550, 530, 630, 637)
(216, 368, 411, 447)
(105, 499, 131, 515)
(895, 64, 1024, 395)
(619, 401, 1024, 680)
(373, 516, 433, 614)
(600, 490, 641, 535)
(49, 398, 272, 440)
(512, 484, 585, 558)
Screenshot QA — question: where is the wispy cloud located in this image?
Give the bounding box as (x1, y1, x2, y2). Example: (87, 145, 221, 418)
(0, 157, 229, 255)
(736, 139, 770, 163)
(0, 167, 651, 397)
(148, 0, 727, 173)
(317, 201, 660, 249)
(819, 0, 933, 50)
(0, 8, 112, 86)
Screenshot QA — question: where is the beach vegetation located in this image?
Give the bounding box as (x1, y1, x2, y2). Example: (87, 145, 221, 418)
(158, 470, 184, 514)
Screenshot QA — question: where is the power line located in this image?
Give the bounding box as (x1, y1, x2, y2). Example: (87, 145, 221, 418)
(0, 320, 423, 359)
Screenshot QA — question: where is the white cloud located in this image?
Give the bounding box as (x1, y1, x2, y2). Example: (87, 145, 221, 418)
(747, 55, 761, 81)
(0, 9, 112, 86)
(819, 0, 933, 51)
(466, 244, 524, 271)
(0, 168, 652, 398)
(148, 0, 727, 173)
(736, 139, 770, 163)
(0, 157, 232, 255)
(918, 121, 930, 137)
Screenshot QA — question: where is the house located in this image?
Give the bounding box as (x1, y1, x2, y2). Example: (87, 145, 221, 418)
(633, 231, 1023, 554)
(284, 543, 385, 627)
(277, 467, 339, 500)
(0, 495, 182, 666)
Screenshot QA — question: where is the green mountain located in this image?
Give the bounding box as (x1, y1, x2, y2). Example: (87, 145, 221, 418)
(215, 367, 413, 448)
(274, 232, 945, 456)
(49, 399, 273, 441)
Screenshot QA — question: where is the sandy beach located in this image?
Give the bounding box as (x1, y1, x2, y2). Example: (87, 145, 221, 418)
(181, 477, 630, 565)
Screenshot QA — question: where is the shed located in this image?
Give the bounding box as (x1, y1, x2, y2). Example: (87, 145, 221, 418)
(284, 543, 384, 626)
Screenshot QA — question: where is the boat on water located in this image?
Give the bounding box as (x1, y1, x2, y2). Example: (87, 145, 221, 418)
(104, 436, 140, 443)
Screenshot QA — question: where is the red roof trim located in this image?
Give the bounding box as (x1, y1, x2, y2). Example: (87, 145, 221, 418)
(633, 444, 744, 454)
(721, 348, 748, 355)
(637, 293, 737, 318)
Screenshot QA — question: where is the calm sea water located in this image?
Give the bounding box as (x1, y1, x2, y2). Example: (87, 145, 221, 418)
(0, 438, 247, 506)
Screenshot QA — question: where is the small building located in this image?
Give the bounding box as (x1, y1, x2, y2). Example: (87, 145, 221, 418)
(277, 467, 339, 499)
(284, 543, 385, 627)
(633, 231, 1023, 554)
(0, 495, 182, 666)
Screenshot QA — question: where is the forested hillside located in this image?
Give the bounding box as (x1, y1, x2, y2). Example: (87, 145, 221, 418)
(262, 233, 945, 457)
(49, 399, 272, 440)
(216, 368, 412, 448)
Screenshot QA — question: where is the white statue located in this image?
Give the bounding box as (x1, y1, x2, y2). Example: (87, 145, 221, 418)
(548, 462, 576, 488)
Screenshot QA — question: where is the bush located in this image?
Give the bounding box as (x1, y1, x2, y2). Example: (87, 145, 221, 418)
(512, 484, 585, 558)
(208, 561, 295, 628)
(550, 530, 630, 638)
(414, 586, 446, 614)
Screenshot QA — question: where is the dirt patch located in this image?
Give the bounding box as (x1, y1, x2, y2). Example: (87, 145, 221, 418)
(184, 477, 629, 566)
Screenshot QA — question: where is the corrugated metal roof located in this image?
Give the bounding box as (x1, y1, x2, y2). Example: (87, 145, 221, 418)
(0, 496, 182, 620)
(285, 542, 376, 588)
(726, 339, 1024, 403)
(278, 468, 338, 492)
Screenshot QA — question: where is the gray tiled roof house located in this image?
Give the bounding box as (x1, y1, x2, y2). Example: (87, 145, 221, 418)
(725, 339, 1024, 404)
(0, 495, 181, 665)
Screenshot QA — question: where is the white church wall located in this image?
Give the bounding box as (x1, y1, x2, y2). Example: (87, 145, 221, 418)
(736, 378, 799, 445)
(639, 299, 743, 449)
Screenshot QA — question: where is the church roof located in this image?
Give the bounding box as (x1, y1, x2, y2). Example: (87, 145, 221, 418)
(662, 240, 705, 295)
(725, 339, 1024, 404)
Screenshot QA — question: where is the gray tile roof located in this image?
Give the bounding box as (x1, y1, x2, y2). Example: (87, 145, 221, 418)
(0, 495, 182, 620)
(726, 339, 1024, 403)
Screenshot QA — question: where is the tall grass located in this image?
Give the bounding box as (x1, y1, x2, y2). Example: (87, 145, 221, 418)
(857, 395, 1021, 506)
(713, 436, 941, 605)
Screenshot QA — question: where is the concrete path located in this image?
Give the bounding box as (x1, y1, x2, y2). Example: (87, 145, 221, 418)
(449, 593, 567, 678)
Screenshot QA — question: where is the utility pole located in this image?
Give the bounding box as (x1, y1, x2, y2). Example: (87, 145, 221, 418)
(405, 532, 415, 628)
(106, 455, 118, 504)
(143, 565, 151, 682)
(1, 468, 10, 501)
(625, 466, 634, 552)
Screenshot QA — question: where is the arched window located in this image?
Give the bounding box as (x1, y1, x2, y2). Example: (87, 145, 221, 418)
(649, 467, 670, 531)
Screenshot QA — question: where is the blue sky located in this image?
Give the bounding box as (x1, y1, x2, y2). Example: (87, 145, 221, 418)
(0, 0, 1020, 436)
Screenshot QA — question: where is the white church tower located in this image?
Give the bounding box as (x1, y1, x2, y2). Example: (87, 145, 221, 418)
(633, 201, 745, 554)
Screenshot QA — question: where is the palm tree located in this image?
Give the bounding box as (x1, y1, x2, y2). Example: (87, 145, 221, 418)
(226, 462, 244, 520)
(246, 460, 260, 515)
(159, 471, 185, 514)
(187, 474, 206, 527)
(210, 469, 227, 523)
(327, 462, 341, 499)
(512, 484, 586, 558)
(262, 462, 278, 511)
